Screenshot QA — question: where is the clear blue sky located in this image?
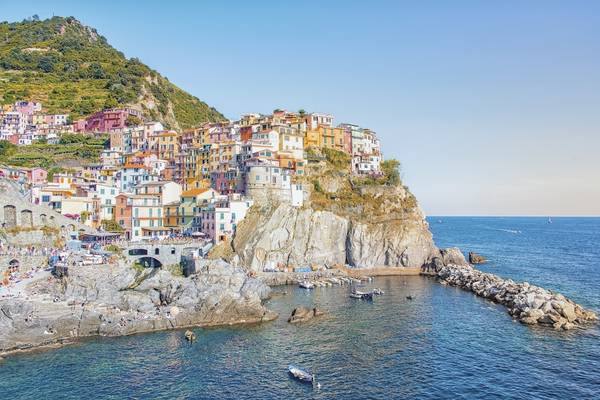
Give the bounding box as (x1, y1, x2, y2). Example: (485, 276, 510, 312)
(3, 0, 600, 216)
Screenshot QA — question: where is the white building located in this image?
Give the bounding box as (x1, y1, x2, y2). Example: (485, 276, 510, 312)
(199, 195, 254, 243)
(244, 158, 306, 206)
(306, 113, 334, 130)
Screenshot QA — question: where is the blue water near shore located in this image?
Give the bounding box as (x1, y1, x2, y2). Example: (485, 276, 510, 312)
(1, 217, 599, 399)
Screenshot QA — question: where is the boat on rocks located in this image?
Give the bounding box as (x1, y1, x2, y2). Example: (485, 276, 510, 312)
(288, 365, 314, 383)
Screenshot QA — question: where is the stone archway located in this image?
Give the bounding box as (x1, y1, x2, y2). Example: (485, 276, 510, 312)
(21, 209, 33, 226)
(3, 205, 16, 227)
(137, 257, 162, 268)
(40, 213, 47, 225)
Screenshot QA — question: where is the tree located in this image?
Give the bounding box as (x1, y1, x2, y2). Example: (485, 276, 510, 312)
(380, 159, 401, 186)
(88, 63, 106, 79)
(0, 140, 17, 157)
(101, 219, 124, 232)
(126, 115, 142, 127)
(298, 109, 306, 116)
(38, 56, 55, 72)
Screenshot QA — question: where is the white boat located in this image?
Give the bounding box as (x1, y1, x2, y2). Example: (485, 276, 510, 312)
(288, 365, 314, 383)
(350, 289, 373, 300)
(373, 288, 385, 295)
(299, 281, 314, 289)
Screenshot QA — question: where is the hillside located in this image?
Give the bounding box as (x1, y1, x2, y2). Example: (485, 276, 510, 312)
(0, 16, 224, 129)
(0, 133, 107, 170)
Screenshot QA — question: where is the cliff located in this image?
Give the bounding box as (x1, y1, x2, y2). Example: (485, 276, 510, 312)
(217, 149, 441, 272)
(0, 259, 274, 355)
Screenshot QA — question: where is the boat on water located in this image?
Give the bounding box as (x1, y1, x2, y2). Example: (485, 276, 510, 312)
(288, 365, 314, 383)
(350, 289, 373, 300)
(299, 281, 314, 289)
(373, 288, 385, 295)
(548, 217, 553, 224)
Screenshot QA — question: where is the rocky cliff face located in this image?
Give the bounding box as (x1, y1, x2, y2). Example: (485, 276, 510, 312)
(0, 260, 274, 355)
(227, 183, 440, 272)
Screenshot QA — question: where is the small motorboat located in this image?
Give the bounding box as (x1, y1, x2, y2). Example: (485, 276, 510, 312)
(406, 295, 414, 300)
(288, 365, 314, 383)
(299, 281, 314, 289)
(350, 289, 373, 300)
(373, 288, 385, 295)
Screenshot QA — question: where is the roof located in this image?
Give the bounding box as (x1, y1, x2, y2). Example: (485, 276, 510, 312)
(182, 188, 211, 197)
(123, 163, 150, 170)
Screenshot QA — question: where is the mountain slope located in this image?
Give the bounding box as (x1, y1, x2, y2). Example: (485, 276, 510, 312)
(0, 16, 224, 129)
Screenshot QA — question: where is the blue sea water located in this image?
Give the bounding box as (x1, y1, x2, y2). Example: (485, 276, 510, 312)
(1, 217, 599, 399)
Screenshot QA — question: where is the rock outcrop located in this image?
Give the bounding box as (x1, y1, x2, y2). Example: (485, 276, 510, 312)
(422, 256, 598, 330)
(0, 259, 275, 355)
(288, 306, 324, 324)
(468, 252, 487, 264)
(228, 200, 439, 272)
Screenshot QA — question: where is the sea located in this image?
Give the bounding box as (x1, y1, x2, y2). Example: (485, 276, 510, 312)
(1, 217, 599, 399)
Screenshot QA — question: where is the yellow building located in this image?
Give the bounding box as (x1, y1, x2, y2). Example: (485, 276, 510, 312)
(318, 126, 345, 152)
(157, 131, 180, 160)
(163, 201, 181, 230)
(305, 129, 321, 148)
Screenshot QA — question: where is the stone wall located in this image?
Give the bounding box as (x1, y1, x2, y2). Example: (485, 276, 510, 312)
(0, 179, 91, 246)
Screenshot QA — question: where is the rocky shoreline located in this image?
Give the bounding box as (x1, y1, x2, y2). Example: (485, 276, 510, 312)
(422, 250, 598, 330)
(0, 259, 275, 357)
(2, 246, 598, 358)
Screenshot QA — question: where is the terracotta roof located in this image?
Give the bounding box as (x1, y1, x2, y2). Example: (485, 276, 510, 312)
(182, 188, 211, 197)
(123, 163, 150, 170)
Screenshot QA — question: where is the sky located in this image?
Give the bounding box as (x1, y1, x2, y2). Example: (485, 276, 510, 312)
(2, 0, 599, 216)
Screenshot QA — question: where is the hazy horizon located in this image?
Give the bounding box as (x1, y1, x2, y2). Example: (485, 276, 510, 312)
(3, 0, 599, 216)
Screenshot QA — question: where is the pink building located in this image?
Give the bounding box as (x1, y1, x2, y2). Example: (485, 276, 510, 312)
(0, 167, 47, 185)
(13, 101, 42, 115)
(343, 127, 352, 154)
(84, 108, 144, 133)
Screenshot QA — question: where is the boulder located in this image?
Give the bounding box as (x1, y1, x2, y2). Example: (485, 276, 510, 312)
(468, 252, 487, 264)
(288, 307, 324, 324)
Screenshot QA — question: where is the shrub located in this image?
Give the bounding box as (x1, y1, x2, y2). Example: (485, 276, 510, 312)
(381, 159, 401, 186)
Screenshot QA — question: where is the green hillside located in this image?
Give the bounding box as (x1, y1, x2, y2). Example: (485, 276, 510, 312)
(0, 16, 224, 129)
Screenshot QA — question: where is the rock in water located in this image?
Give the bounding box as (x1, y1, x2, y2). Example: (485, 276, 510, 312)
(288, 307, 324, 324)
(468, 252, 487, 264)
(184, 330, 196, 342)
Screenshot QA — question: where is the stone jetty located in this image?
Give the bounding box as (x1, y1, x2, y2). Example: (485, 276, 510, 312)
(422, 255, 598, 330)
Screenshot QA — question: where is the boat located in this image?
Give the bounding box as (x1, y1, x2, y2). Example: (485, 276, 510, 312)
(299, 281, 314, 289)
(373, 288, 385, 295)
(288, 365, 314, 383)
(406, 295, 414, 300)
(548, 217, 553, 224)
(350, 289, 373, 300)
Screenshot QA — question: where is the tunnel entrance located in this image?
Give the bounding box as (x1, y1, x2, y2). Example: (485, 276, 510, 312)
(137, 257, 162, 268)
